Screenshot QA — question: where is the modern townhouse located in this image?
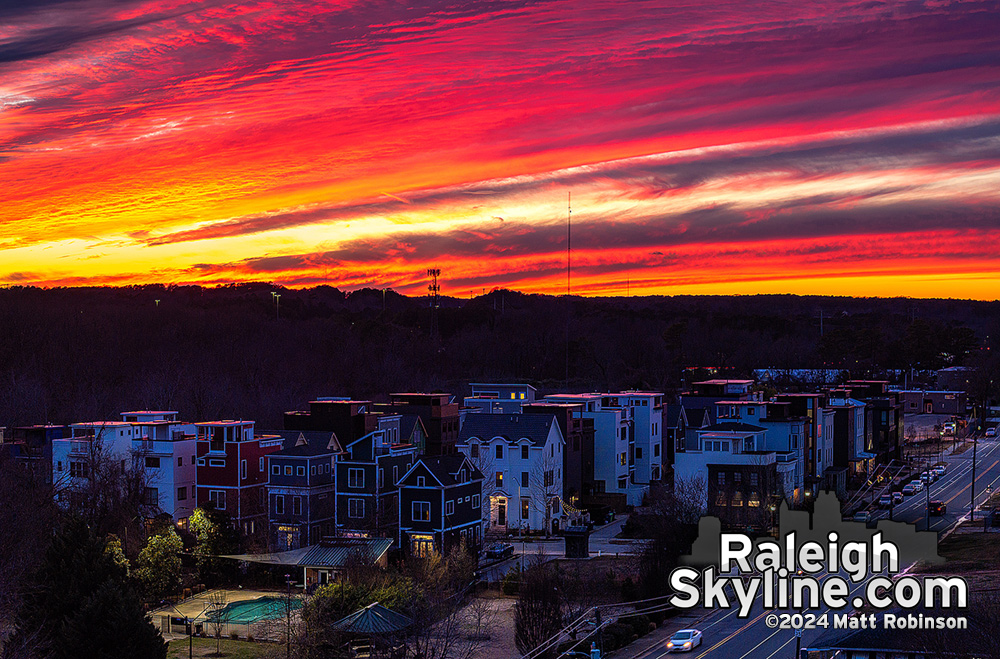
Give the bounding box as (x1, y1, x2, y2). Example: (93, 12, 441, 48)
(397, 455, 484, 557)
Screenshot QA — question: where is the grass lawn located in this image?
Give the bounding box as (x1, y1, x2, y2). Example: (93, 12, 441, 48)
(166, 637, 276, 659)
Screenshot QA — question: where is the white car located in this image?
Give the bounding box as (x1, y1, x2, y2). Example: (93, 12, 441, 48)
(987, 428, 997, 438)
(909, 480, 924, 492)
(666, 629, 703, 652)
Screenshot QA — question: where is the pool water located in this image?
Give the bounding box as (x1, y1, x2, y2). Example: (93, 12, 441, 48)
(206, 596, 303, 624)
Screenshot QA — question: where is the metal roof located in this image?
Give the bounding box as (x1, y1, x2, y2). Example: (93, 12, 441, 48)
(221, 537, 392, 569)
(332, 602, 412, 635)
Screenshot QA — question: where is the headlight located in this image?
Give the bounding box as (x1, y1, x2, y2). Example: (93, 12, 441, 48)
(684, 641, 691, 647)
(667, 642, 674, 647)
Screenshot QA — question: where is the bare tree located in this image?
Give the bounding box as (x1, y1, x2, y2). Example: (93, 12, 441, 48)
(206, 591, 230, 656)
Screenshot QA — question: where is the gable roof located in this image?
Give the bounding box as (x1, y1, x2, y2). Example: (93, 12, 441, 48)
(418, 455, 484, 486)
(458, 413, 558, 446)
(265, 429, 345, 456)
(684, 407, 710, 427)
(398, 414, 428, 441)
(664, 404, 683, 427)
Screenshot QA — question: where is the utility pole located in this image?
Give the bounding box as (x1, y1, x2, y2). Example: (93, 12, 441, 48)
(971, 434, 979, 521)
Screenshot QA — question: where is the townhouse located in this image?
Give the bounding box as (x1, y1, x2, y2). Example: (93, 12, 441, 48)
(397, 455, 484, 557)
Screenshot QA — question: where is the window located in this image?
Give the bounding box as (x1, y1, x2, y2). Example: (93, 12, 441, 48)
(311, 465, 316, 475)
(617, 476, 627, 490)
(275, 495, 284, 515)
(57, 461, 63, 472)
(495, 472, 503, 488)
(393, 466, 399, 484)
(191, 455, 196, 465)
(177, 457, 183, 467)
(731, 491, 743, 507)
(209, 490, 226, 510)
(472, 494, 480, 509)
(551, 445, 554, 457)
(521, 471, 529, 488)
(748, 407, 756, 415)
(413, 501, 431, 521)
(259, 457, 264, 472)
(143, 487, 158, 506)
(293, 496, 302, 515)
(209, 459, 225, 467)
(734, 473, 742, 484)
(521, 498, 530, 519)
(618, 452, 626, 466)
(177, 486, 187, 501)
(284, 466, 292, 475)
(296, 466, 305, 477)
(470, 443, 479, 458)
(378, 468, 384, 489)
(197, 458, 205, 466)
(750, 473, 758, 486)
(446, 500, 454, 515)
(348, 498, 365, 519)
(417, 475, 425, 487)
(544, 470, 554, 487)
(635, 447, 642, 459)
(654, 444, 660, 457)
(460, 468, 468, 482)
(272, 465, 280, 475)
(521, 445, 529, 460)
(495, 444, 504, 460)
(718, 472, 725, 486)
(70, 461, 88, 478)
(241, 460, 247, 480)
(348, 468, 364, 488)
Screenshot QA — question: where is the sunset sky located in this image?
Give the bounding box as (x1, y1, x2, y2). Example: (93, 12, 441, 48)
(2, 0, 999, 299)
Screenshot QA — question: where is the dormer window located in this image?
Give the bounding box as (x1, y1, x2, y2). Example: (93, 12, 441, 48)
(417, 476, 426, 487)
(460, 469, 468, 482)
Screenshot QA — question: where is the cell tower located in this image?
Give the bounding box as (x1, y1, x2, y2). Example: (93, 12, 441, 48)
(427, 268, 441, 308)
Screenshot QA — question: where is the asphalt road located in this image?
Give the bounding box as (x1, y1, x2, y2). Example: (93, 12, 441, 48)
(623, 439, 1000, 659)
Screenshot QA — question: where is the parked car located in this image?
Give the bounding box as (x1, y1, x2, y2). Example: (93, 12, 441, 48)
(878, 494, 893, 508)
(929, 501, 947, 516)
(484, 543, 515, 560)
(853, 511, 871, 523)
(902, 484, 917, 496)
(892, 492, 904, 504)
(666, 629, 703, 653)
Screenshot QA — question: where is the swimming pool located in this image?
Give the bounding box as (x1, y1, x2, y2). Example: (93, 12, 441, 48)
(206, 596, 303, 624)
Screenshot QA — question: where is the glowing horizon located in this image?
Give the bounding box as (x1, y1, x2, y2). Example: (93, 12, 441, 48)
(3, 0, 1000, 300)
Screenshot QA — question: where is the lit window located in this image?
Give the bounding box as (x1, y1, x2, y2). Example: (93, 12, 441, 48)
(495, 472, 503, 488)
(521, 498, 530, 519)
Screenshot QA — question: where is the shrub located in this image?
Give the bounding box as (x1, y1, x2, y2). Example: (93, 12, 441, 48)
(501, 566, 521, 596)
(229, 631, 239, 640)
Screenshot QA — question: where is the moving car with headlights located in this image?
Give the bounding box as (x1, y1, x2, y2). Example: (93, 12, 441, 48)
(909, 480, 924, 492)
(666, 629, 703, 652)
(892, 492, 904, 504)
(901, 484, 917, 496)
(878, 494, 893, 508)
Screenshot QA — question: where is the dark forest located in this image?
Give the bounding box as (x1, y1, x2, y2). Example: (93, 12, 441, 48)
(0, 284, 996, 427)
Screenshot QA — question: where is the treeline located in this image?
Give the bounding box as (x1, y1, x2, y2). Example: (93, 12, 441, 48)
(0, 283, 997, 427)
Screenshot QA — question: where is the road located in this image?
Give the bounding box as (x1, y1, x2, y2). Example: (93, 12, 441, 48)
(622, 439, 1000, 659)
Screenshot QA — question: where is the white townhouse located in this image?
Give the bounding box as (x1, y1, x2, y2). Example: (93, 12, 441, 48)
(456, 413, 565, 534)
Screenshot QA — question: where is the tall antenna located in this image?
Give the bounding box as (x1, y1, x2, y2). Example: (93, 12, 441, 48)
(427, 268, 441, 308)
(565, 192, 571, 387)
(427, 268, 441, 341)
(567, 192, 571, 297)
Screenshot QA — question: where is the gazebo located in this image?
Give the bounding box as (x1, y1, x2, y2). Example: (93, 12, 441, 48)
(332, 602, 411, 658)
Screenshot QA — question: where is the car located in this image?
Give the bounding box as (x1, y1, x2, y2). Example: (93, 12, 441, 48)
(987, 428, 997, 438)
(901, 484, 917, 496)
(853, 511, 871, 523)
(484, 543, 515, 560)
(892, 492, 904, 504)
(878, 494, 893, 508)
(929, 501, 946, 516)
(920, 472, 936, 484)
(932, 465, 947, 477)
(909, 480, 924, 492)
(666, 629, 703, 652)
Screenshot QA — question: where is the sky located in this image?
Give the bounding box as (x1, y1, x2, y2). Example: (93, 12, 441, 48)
(2, 0, 1000, 299)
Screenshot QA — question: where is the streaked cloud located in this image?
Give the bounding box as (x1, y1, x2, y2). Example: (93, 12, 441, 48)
(1, 0, 999, 298)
